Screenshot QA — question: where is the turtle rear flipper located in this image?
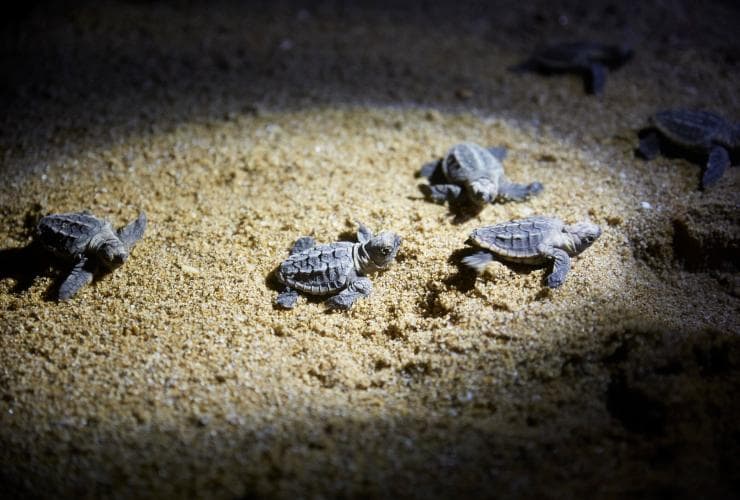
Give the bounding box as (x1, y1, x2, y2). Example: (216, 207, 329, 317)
(497, 180, 543, 202)
(702, 146, 730, 188)
(117, 212, 147, 251)
(58, 257, 94, 300)
(275, 287, 300, 309)
(585, 62, 607, 95)
(461, 251, 494, 273)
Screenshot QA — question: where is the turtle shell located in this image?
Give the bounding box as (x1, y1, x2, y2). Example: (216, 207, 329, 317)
(442, 143, 502, 183)
(277, 241, 356, 295)
(653, 110, 729, 150)
(37, 212, 107, 257)
(469, 216, 563, 262)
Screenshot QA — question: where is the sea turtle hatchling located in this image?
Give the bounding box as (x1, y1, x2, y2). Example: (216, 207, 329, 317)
(36, 211, 147, 300)
(419, 143, 543, 207)
(637, 109, 739, 188)
(462, 216, 601, 288)
(275, 223, 402, 310)
(511, 41, 633, 95)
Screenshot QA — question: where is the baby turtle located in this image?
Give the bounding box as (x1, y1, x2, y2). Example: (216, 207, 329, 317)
(36, 211, 147, 300)
(419, 143, 543, 207)
(511, 41, 633, 95)
(637, 110, 739, 188)
(275, 223, 402, 310)
(462, 216, 601, 288)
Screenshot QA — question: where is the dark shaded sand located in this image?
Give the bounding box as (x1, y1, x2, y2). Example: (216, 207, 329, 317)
(1, 1, 739, 497)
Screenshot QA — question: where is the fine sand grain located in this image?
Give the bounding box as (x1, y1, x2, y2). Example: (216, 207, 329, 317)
(1, 1, 739, 498)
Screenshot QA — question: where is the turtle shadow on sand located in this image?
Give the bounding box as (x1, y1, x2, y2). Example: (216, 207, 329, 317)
(444, 247, 542, 291)
(0, 242, 114, 301)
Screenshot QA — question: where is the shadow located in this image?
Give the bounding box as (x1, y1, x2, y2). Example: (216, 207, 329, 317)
(3, 323, 739, 498)
(0, 242, 48, 294)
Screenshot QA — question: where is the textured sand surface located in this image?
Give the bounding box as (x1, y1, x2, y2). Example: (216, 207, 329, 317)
(1, 1, 739, 498)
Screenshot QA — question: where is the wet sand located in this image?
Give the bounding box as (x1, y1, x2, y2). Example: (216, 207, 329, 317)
(1, 1, 739, 497)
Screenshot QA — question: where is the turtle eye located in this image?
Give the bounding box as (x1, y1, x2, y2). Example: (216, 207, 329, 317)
(381, 247, 391, 256)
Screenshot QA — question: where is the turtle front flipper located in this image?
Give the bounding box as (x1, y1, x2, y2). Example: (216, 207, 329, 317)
(543, 247, 571, 288)
(290, 236, 316, 255)
(636, 131, 661, 160)
(419, 160, 441, 179)
(325, 277, 372, 310)
(461, 251, 494, 273)
(58, 257, 94, 300)
(275, 287, 300, 309)
(117, 212, 147, 251)
(497, 179, 544, 202)
(702, 146, 730, 188)
(486, 147, 508, 161)
(421, 183, 463, 204)
(585, 62, 607, 95)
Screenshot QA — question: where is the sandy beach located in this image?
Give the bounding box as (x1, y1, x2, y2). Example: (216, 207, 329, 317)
(1, 1, 739, 497)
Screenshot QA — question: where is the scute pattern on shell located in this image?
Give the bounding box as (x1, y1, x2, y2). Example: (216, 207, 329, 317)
(654, 110, 727, 148)
(37, 213, 106, 256)
(470, 217, 562, 259)
(278, 242, 355, 295)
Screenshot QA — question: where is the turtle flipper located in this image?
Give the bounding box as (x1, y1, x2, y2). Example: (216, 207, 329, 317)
(544, 247, 571, 288)
(585, 63, 607, 95)
(326, 277, 372, 310)
(275, 287, 300, 309)
(290, 237, 316, 255)
(117, 212, 147, 251)
(497, 180, 544, 202)
(356, 223, 373, 244)
(637, 131, 661, 160)
(58, 257, 94, 300)
(461, 251, 494, 273)
(702, 146, 730, 188)
(419, 160, 441, 179)
(421, 183, 463, 204)
(487, 147, 508, 161)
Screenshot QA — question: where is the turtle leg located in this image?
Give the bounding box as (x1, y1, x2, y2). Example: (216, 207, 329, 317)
(421, 183, 463, 204)
(275, 287, 300, 309)
(585, 63, 607, 95)
(702, 146, 730, 188)
(419, 160, 441, 179)
(289, 236, 316, 255)
(541, 246, 571, 289)
(461, 251, 494, 273)
(486, 146, 508, 161)
(497, 179, 544, 202)
(117, 212, 148, 251)
(325, 277, 372, 310)
(58, 257, 94, 300)
(636, 131, 661, 160)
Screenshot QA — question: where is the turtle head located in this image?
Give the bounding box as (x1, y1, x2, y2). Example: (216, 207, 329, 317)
(98, 239, 128, 269)
(566, 221, 602, 254)
(467, 178, 497, 205)
(359, 231, 402, 272)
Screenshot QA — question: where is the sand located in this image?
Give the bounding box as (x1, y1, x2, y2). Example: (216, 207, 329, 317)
(1, 1, 739, 498)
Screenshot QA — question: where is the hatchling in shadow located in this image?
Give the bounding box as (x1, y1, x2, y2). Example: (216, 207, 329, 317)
(462, 216, 601, 288)
(274, 223, 402, 310)
(36, 211, 147, 300)
(637, 109, 739, 188)
(511, 41, 633, 95)
(419, 142, 543, 208)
